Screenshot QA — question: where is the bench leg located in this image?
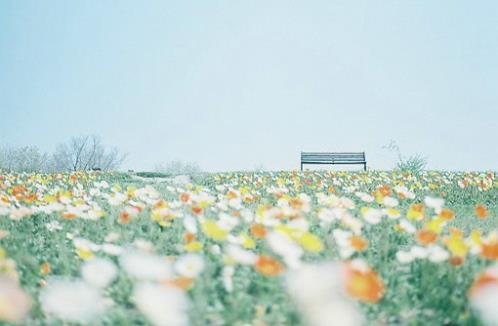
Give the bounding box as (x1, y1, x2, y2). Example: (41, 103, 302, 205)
(301, 163, 303, 171)
(364, 163, 367, 171)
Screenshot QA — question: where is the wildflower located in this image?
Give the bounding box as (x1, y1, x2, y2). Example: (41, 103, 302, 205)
(469, 265, 498, 325)
(0, 277, 31, 323)
(226, 245, 257, 265)
(255, 255, 284, 276)
(120, 251, 173, 281)
(45, 221, 63, 232)
(40, 278, 108, 323)
(174, 254, 204, 279)
(416, 229, 438, 245)
(396, 250, 414, 264)
(475, 204, 488, 219)
(201, 220, 227, 241)
(184, 241, 203, 252)
(438, 208, 455, 221)
(250, 224, 267, 239)
(298, 233, 324, 253)
(132, 283, 188, 326)
(344, 260, 385, 303)
(222, 266, 235, 292)
(40, 262, 51, 276)
(407, 203, 425, 221)
(350, 235, 368, 251)
(424, 196, 444, 213)
(81, 258, 117, 288)
(285, 262, 362, 326)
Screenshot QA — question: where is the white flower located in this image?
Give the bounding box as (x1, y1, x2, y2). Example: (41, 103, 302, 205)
(174, 254, 205, 278)
(40, 279, 108, 323)
(45, 221, 63, 232)
(285, 262, 362, 326)
(470, 283, 498, 325)
(410, 246, 428, 259)
(104, 232, 120, 243)
(101, 243, 124, 256)
(396, 251, 414, 264)
(120, 251, 172, 281)
(383, 196, 399, 207)
(183, 215, 197, 234)
(355, 192, 374, 203)
(362, 208, 383, 224)
(399, 219, 416, 233)
(266, 232, 303, 268)
(133, 283, 189, 326)
(424, 196, 444, 214)
(427, 245, 449, 263)
(9, 207, 31, 220)
(226, 245, 257, 265)
(222, 266, 235, 292)
(81, 258, 117, 288)
(0, 277, 32, 323)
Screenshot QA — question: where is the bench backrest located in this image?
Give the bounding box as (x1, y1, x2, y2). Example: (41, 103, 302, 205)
(301, 152, 366, 163)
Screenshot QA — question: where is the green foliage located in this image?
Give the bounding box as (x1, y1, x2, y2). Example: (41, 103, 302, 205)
(396, 154, 427, 174)
(135, 171, 171, 178)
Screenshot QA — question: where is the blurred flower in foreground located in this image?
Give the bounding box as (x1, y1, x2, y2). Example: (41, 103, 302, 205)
(285, 262, 362, 326)
(344, 259, 385, 303)
(120, 251, 173, 281)
(132, 283, 188, 326)
(0, 277, 32, 323)
(81, 258, 117, 288)
(40, 278, 108, 323)
(469, 265, 498, 325)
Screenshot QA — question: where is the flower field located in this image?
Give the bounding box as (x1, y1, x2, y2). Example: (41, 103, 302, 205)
(0, 170, 496, 325)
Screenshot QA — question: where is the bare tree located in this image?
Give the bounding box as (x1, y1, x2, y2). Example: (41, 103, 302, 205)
(52, 135, 126, 172)
(0, 146, 51, 172)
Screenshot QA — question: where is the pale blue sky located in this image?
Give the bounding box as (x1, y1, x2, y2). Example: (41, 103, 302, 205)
(1, 1, 497, 172)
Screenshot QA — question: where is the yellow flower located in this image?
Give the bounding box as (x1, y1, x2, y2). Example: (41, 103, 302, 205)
(185, 241, 203, 252)
(240, 234, 256, 249)
(445, 235, 469, 258)
(470, 230, 482, 245)
(298, 233, 323, 252)
(75, 248, 94, 260)
(425, 217, 446, 234)
(407, 204, 424, 221)
(385, 208, 401, 218)
(201, 220, 227, 241)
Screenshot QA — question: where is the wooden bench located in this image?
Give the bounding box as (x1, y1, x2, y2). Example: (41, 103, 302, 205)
(301, 152, 367, 171)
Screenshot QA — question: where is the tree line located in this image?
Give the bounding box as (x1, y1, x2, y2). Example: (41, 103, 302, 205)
(0, 135, 126, 173)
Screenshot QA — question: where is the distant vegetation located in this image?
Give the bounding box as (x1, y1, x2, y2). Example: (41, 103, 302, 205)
(0, 135, 126, 173)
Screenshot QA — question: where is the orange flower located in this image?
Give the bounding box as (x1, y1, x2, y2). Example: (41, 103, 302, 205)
(250, 224, 267, 239)
(40, 262, 51, 275)
(191, 206, 203, 215)
(350, 235, 368, 251)
(255, 255, 284, 276)
(475, 204, 488, 219)
(416, 229, 438, 245)
(449, 256, 464, 266)
(179, 192, 190, 203)
(378, 185, 391, 197)
(162, 276, 194, 290)
(62, 212, 77, 219)
(184, 232, 196, 244)
(344, 263, 385, 303)
(469, 269, 498, 297)
(439, 208, 455, 221)
(481, 242, 498, 260)
(119, 211, 131, 224)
